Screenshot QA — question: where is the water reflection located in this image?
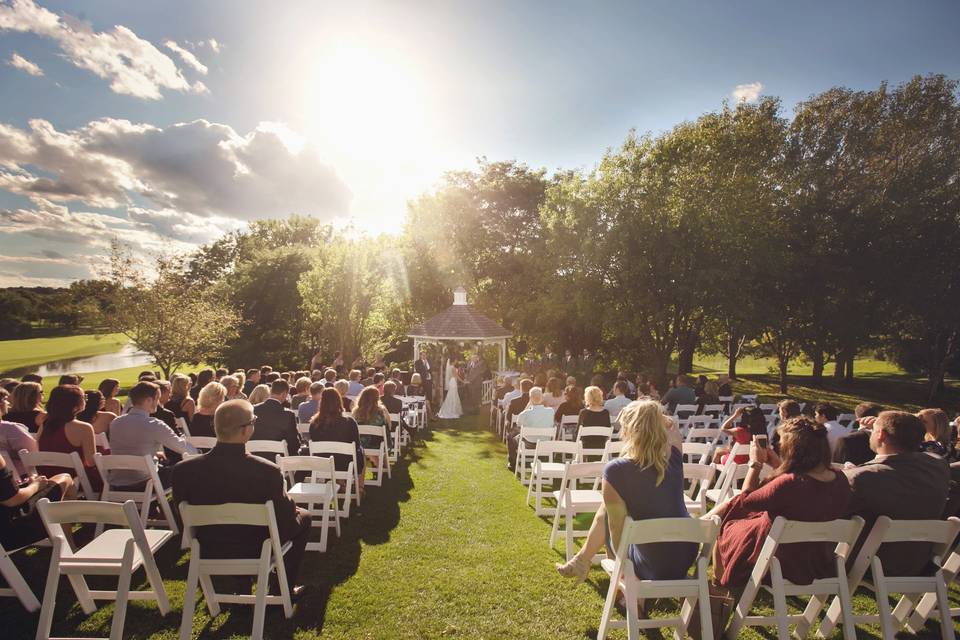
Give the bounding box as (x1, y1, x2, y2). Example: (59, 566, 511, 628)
(3, 343, 154, 378)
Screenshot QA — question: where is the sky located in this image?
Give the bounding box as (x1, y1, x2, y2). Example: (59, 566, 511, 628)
(1, 0, 959, 286)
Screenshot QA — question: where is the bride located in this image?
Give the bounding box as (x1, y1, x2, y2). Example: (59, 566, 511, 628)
(437, 358, 463, 419)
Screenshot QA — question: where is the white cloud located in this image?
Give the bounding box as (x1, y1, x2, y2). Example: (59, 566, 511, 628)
(163, 39, 207, 75)
(7, 52, 42, 76)
(732, 81, 763, 104)
(0, 117, 351, 221)
(207, 38, 220, 53)
(0, 0, 207, 99)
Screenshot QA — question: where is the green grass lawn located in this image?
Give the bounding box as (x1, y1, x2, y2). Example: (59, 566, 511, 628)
(4, 413, 960, 638)
(0, 333, 128, 374)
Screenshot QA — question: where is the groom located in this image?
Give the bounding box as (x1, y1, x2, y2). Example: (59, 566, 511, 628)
(414, 350, 434, 404)
(464, 354, 487, 413)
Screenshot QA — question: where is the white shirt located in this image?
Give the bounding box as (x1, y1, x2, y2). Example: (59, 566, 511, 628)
(517, 404, 555, 429)
(604, 394, 632, 417)
(824, 420, 851, 451)
(500, 389, 521, 408)
(108, 407, 196, 486)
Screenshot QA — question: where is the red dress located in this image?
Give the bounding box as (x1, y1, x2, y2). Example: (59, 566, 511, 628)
(714, 471, 851, 587)
(721, 427, 751, 464)
(37, 425, 103, 492)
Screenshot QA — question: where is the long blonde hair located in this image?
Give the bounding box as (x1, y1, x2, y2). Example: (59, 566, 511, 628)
(618, 400, 670, 486)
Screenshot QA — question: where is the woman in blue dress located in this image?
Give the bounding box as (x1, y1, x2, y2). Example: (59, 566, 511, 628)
(556, 399, 697, 582)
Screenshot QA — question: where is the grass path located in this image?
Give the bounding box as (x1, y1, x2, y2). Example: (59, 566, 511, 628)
(5, 413, 960, 638)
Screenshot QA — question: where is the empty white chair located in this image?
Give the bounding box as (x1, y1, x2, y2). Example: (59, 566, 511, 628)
(681, 442, 713, 465)
(388, 412, 404, 462)
(308, 441, 360, 517)
(94, 453, 178, 534)
(673, 404, 699, 431)
(688, 414, 720, 431)
(576, 425, 613, 462)
(35, 498, 173, 640)
(357, 424, 391, 486)
(682, 463, 715, 516)
(515, 425, 556, 484)
(601, 440, 624, 462)
(758, 403, 778, 416)
(186, 435, 217, 452)
(550, 461, 605, 561)
(703, 442, 751, 504)
(20, 449, 96, 501)
(526, 440, 581, 515)
(700, 404, 725, 421)
(727, 516, 865, 640)
(0, 541, 40, 611)
(178, 501, 293, 640)
(819, 516, 960, 640)
(598, 516, 720, 640)
(278, 456, 339, 552)
(685, 426, 722, 446)
(245, 439, 289, 460)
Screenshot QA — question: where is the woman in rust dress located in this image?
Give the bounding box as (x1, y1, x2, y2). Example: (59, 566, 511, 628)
(707, 417, 851, 588)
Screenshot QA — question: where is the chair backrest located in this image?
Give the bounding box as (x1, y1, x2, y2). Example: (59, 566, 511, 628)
(739, 394, 758, 405)
(95, 452, 152, 475)
(687, 415, 717, 430)
(519, 426, 556, 442)
(837, 413, 856, 427)
(179, 501, 285, 575)
(559, 414, 579, 426)
(717, 396, 734, 403)
(617, 515, 720, 552)
(686, 427, 721, 444)
(341, 411, 353, 418)
(758, 403, 778, 415)
(844, 516, 960, 588)
(245, 439, 288, 457)
(176, 417, 190, 437)
(388, 412, 401, 426)
(357, 424, 388, 448)
(297, 422, 311, 437)
(186, 436, 218, 451)
(728, 403, 753, 416)
(20, 449, 95, 500)
(674, 404, 699, 418)
(533, 439, 580, 460)
(277, 455, 336, 487)
(308, 440, 357, 471)
(95, 431, 110, 450)
(700, 404, 724, 417)
(683, 463, 716, 501)
(753, 516, 865, 576)
(576, 426, 613, 441)
(681, 442, 713, 464)
(37, 498, 149, 558)
(602, 440, 624, 461)
(561, 460, 606, 484)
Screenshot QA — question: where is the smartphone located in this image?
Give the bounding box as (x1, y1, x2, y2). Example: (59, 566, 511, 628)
(755, 434, 768, 449)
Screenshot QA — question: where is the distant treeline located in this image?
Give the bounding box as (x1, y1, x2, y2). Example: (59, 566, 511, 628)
(0, 282, 116, 339)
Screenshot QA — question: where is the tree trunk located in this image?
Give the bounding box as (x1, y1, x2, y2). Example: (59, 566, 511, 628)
(677, 347, 695, 376)
(844, 349, 855, 383)
(726, 331, 739, 379)
(778, 357, 789, 394)
(833, 352, 845, 380)
(927, 329, 958, 402)
(810, 350, 825, 386)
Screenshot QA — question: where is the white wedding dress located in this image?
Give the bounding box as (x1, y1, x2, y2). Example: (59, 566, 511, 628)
(437, 361, 463, 419)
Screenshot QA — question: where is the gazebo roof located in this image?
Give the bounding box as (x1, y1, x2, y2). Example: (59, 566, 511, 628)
(408, 287, 512, 341)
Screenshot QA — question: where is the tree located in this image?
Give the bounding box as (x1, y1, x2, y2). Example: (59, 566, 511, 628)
(103, 241, 238, 378)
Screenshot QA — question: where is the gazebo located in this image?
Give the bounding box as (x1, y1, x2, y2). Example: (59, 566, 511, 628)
(407, 287, 512, 373)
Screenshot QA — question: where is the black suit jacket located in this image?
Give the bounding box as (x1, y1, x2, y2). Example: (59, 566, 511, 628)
(508, 393, 530, 421)
(252, 398, 300, 458)
(833, 430, 874, 466)
(381, 395, 408, 430)
(414, 358, 433, 383)
(172, 442, 300, 556)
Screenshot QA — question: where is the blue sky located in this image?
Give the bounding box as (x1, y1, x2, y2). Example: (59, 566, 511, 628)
(1, 0, 958, 285)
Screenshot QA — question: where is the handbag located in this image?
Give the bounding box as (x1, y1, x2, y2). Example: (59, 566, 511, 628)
(11, 479, 60, 522)
(688, 583, 735, 640)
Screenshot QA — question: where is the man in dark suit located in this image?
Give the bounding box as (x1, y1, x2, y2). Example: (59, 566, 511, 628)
(833, 402, 884, 466)
(505, 379, 533, 471)
(580, 348, 596, 379)
(381, 381, 414, 440)
(413, 352, 433, 404)
(251, 380, 301, 459)
(562, 349, 578, 375)
(541, 346, 559, 373)
(172, 399, 310, 598)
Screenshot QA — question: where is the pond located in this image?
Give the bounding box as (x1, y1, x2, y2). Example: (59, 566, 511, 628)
(4, 343, 155, 378)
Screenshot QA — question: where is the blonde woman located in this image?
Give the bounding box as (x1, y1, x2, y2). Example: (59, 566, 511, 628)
(166, 373, 196, 425)
(247, 383, 271, 405)
(557, 400, 695, 583)
(918, 408, 954, 459)
(190, 382, 226, 437)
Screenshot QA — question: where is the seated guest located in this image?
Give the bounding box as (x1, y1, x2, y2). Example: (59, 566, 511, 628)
(507, 379, 534, 426)
(297, 382, 325, 424)
(215, 368, 228, 381)
(360, 367, 376, 387)
(108, 382, 196, 489)
(390, 368, 405, 391)
(589, 374, 607, 398)
(1, 453, 75, 551)
(347, 370, 365, 396)
(507, 386, 554, 470)
(221, 375, 246, 401)
(166, 373, 196, 426)
(579, 385, 611, 430)
(717, 374, 733, 397)
(844, 411, 950, 576)
(353, 386, 393, 450)
(696, 381, 720, 413)
(714, 406, 767, 465)
(542, 377, 564, 409)
(603, 381, 632, 420)
(173, 400, 309, 599)
(310, 388, 365, 490)
(708, 418, 851, 589)
(190, 369, 215, 401)
(0, 378, 19, 393)
(557, 400, 695, 581)
(20, 373, 42, 384)
(98, 378, 122, 415)
(554, 385, 584, 438)
(815, 403, 849, 453)
(661, 375, 696, 413)
(918, 408, 953, 458)
(372, 372, 386, 396)
(152, 381, 178, 430)
(405, 373, 425, 398)
(381, 381, 414, 438)
(0, 387, 38, 477)
(6, 381, 45, 433)
(323, 368, 337, 389)
(57, 374, 82, 386)
(834, 402, 883, 465)
(770, 399, 802, 454)
(247, 383, 271, 405)
(242, 369, 260, 396)
(334, 380, 353, 412)
(500, 377, 523, 411)
(191, 382, 226, 438)
(290, 377, 312, 410)
(251, 380, 301, 459)
(77, 390, 116, 436)
(36, 385, 102, 491)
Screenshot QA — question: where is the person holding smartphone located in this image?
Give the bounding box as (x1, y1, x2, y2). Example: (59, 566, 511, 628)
(714, 406, 769, 465)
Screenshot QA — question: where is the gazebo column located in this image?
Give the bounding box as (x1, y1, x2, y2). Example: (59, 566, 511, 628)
(499, 338, 506, 371)
(413, 338, 420, 362)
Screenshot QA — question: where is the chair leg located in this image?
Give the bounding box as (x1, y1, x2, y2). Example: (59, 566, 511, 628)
(67, 573, 97, 614)
(198, 571, 220, 617)
(935, 570, 955, 640)
(157, 492, 180, 535)
(35, 547, 61, 640)
(251, 546, 271, 640)
(319, 500, 330, 552)
(837, 578, 858, 640)
(565, 510, 574, 561)
(142, 552, 170, 615)
(549, 501, 562, 548)
(873, 559, 897, 640)
(0, 548, 40, 612)
(179, 550, 200, 640)
(597, 563, 621, 640)
(625, 581, 640, 640)
(109, 549, 136, 640)
(770, 560, 791, 640)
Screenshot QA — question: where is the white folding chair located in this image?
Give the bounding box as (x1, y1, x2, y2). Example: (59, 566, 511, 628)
(297, 422, 311, 442)
(558, 414, 579, 441)
(0, 541, 40, 611)
(550, 461, 605, 561)
(819, 516, 960, 640)
(178, 501, 293, 640)
(700, 404, 725, 422)
(245, 439, 289, 461)
(388, 412, 405, 462)
(682, 463, 715, 516)
(357, 424, 391, 486)
(598, 517, 720, 640)
(186, 436, 217, 452)
(176, 416, 190, 438)
(308, 441, 360, 517)
(758, 403, 778, 416)
(685, 426, 723, 446)
(526, 440, 581, 515)
(837, 413, 856, 428)
(576, 425, 613, 462)
(515, 426, 556, 484)
(601, 440, 624, 462)
(95, 453, 178, 534)
(738, 394, 758, 405)
(703, 442, 750, 503)
(35, 498, 173, 640)
(681, 442, 714, 466)
(673, 404, 699, 432)
(728, 516, 865, 640)
(278, 456, 339, 552)
(20, 449, 96, 501)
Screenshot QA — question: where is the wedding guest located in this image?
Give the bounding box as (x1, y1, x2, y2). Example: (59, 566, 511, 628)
(557, 400, 694, 582)
(0, 387, 38, 477)
(661, 375, 696, 413)
(372, 353, 386, 371)
(353, 385, 393, 452)
(6, 381, 45, 433)
(347, 370, 365, 396)
(247, 384, 271, 405)
(221, 374, 246, 401)
(291, 377, 312, 410)
(603, 381, 632, 418)
(36, 385, 102, 491)
(814, 403, 849, 452)
(406, 373, 425, 397)
(98, 378, 122, 415)
(334, 380, 353, 412)
(717, 374, 733, 397)
(542, 377, 564, 409)
(918, 408, 953, 458)
(708, 417, 851, 589)
(310, 388, 365, 493)
(191, 382, 226, 438)
(373, 372, 386, 396)
(554, 385, 584, 432)
(696, 381, 720, 413)
(190, 369, 215, 401)
(579, 386, 611, 430)
(77, 390, 115, 436)
(242, 369, 260, 396)
(297, 382, 324, 424)
(0, 453, 75, 551)
(251, 380, 300, 459)
(323, 368, 337, 389)
(167, 373, 196, 426)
